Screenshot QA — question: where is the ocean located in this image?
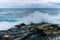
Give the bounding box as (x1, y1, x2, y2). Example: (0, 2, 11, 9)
(0, 8, 60, 30)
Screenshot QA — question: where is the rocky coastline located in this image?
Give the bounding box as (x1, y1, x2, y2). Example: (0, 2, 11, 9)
(0, 23, 60, 40)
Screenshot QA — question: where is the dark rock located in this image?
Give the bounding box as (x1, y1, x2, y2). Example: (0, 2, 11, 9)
(15, 23, 26, 28)
(0, 23, 60, 40)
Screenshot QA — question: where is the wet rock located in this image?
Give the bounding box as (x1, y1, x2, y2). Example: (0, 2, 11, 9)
(15, 23, 26, 29)
(2, 34, 11, 39)
(0, 23, 60, 40)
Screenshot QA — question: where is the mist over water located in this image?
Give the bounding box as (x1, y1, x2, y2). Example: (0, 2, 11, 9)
(0, 8, 60, 30)
(21, 11, 60, 24)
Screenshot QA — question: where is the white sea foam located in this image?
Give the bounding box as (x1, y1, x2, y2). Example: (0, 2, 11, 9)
(0, 11, 60, 30)
(21, 11, 60, 24)
(0, 21, 17, 30)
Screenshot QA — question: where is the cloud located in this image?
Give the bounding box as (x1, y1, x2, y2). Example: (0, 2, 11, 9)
(0, 0, 60, 8)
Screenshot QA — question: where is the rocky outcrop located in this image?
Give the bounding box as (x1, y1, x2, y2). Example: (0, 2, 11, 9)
(0, 23, 60, 40)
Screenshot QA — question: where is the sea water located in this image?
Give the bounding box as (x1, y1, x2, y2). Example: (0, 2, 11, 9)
(0, 8, 60, 30)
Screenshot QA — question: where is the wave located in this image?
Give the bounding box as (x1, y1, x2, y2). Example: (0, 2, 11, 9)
(0, 10, 60, 30)
(20, 11, 60, 24)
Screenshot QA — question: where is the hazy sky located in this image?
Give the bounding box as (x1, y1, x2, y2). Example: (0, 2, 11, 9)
(0, 0, 60, 8)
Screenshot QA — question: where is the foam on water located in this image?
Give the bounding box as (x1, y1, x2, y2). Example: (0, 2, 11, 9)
(0, 21, 22, 30)
(0, 9, 60, 30)
(21, 11, 60, 24)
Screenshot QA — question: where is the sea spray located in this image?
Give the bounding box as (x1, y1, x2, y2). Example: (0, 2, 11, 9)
(0, 8, 60, 30)
(20, 11, 60, 24)
(1, 11, 60, 30)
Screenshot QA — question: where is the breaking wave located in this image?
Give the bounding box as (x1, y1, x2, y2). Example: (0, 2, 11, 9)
(21, 11, 60, 24)
(0, 8, 60, 30)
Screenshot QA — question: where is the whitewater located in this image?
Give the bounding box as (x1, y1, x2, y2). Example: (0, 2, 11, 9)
(0, 8, 60, 30)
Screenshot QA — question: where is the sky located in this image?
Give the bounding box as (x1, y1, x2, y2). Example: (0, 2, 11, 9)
(0, 0, 60, 8)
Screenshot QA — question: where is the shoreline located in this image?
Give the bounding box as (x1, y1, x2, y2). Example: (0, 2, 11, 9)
(0, 23, 60, 40)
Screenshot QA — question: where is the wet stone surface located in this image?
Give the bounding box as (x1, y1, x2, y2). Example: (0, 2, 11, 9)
(0, 23, 60, 40)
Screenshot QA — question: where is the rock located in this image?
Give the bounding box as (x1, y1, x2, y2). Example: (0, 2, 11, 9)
(3, 34, 11, 38)
(0, 23, 60, 40)
(15, 23, 26, 29)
